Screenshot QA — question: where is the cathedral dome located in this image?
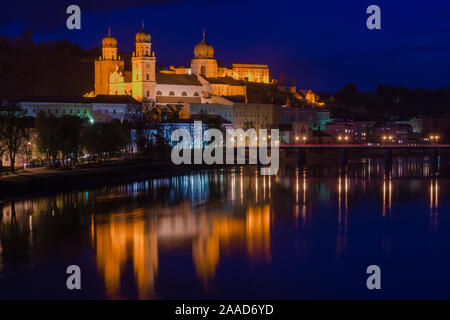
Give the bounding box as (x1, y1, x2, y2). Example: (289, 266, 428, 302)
(194, 31, 214, 58)
(136, 30, 151, 43)
(136, 21, 151, 43)
(102, 28, 117, 48)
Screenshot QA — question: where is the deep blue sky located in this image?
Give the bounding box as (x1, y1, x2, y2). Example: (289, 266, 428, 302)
(1, 0, 450, 93)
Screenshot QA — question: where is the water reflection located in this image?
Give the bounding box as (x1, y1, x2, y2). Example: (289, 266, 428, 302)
(294, 168, 307, 229)
(429, 178, 439, 230)
(382, 172, 392, 217)
(336, 168, 348, 259)
(91, 171, 272, 298)
(0, 157, 448, 299)
(92, 210, 158, 299)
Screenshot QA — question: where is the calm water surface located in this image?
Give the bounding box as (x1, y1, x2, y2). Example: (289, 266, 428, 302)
(1, 158, 450, 299)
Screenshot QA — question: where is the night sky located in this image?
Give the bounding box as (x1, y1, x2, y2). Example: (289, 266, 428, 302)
(1, 0, 450, 93)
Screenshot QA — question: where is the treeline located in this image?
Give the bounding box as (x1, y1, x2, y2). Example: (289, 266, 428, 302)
(34, 112, 172, 167)
(0, 30, 98, 97)
(35, 112, 131, 166)
(332, 83, 450, 119)
(0, 109, 172, 172)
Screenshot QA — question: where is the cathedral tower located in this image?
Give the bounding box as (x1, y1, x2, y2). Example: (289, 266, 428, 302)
(131, 22, 156, 101)
(94, 28, 124, 95)
(191, 30, 217, 78)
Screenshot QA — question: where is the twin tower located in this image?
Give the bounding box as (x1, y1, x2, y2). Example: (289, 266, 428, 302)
(94, 23, 156, 101)
(94, 24, 221, 102)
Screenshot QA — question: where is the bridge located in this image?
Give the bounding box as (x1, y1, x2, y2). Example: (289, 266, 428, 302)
(279, 144, 450, 171)
(280, 144, 450, 149)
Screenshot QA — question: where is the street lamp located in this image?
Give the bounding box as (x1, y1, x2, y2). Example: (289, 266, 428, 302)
(429, 135, 440, 144)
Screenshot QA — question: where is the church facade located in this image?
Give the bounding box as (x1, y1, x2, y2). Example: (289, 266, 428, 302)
(93, 25, 271, 105)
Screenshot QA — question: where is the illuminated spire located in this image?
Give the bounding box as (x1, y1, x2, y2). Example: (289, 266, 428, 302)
(142, 20, 145, 30)
(108, 26, 111, 36)
(202, 28, 205, 41)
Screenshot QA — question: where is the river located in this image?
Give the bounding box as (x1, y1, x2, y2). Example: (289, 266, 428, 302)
(0, 157, 449, 299)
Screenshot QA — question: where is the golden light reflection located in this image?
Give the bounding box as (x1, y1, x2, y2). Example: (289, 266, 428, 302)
(246, 205, 271, 261)
(336, 171, 348, 259)
(294, 168, 307, 227)
(193, 204, 271, 283)
(255, 169, 259, 203)
(92, 197, 272, 295)
(429, 179, 439, 230)
(382, 173, 392, 217)
(92, 209, 158, 299)
(295, 169, 299, 206)
(302, 169, 307, 228)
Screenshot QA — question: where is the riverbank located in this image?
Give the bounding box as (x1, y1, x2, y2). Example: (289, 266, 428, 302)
(1, 149, 449, 201)
(0, 161, 197, 201)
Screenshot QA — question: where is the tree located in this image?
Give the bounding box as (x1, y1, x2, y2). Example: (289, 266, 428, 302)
(336, 83, 359, 107)
(0, 107, 29, 172)
(58, 115, 84, 165)
(35, 111, 60, 166)
(0, 134, 5, 171)
(81, 120, 129, 162)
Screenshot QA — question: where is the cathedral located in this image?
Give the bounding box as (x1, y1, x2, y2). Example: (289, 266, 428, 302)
(94, 24, 271, 106)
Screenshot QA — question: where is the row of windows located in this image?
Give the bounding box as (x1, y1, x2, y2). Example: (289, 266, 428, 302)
(191, 109, 233, 118)
(98, 109, 126, 114)
(136, 74, 151, 81)
(156, 91, 200, 97)
(234, 120, 270, 125)
(24, 108, 88, 115)
(24, 108, 131, 115)
(235, 112, 270, 118)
